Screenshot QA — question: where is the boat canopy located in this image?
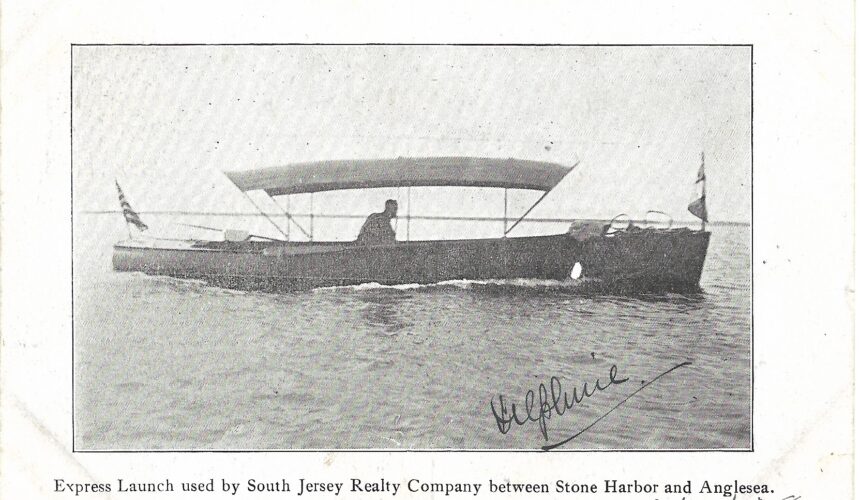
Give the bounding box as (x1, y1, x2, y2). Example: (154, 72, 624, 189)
(223, 157, 575, 196)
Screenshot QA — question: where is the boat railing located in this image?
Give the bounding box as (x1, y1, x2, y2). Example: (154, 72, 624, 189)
(644, 210, 674, 230)
(88, 210, 678, 226)
(94, 210, 710, 244)
(606, 211, 675, 235)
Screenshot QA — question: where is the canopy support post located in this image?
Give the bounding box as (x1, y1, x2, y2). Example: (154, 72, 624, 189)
(504, 190, 551, 237)
(407, 187, 411, 242)
(701, 152, 707, 232)
(238, 190, 289, 240)
(393, 187, 400, 235)
(309, 193, 314, 241)
(503, 188, 508, 236)
(269, 193, 311, 239)
(503, 159, 577, 237)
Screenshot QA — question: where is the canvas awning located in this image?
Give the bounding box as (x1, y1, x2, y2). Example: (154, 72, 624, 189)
(223, 157, 575, 196)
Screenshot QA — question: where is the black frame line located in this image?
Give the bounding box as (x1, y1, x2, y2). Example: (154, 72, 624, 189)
(70, 42, 76, 452)
(73, 43, 753, 47)
(70, 43, 754, 454)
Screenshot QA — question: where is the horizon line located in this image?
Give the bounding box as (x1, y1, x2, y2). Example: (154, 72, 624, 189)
(79, 210, 750, 226)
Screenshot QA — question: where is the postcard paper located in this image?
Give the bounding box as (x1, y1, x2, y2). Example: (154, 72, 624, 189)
(0, 1, 853, 499)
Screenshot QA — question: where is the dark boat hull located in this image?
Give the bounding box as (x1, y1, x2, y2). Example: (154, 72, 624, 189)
(112, 229, 710, 293)
(578, 228, 711, 293)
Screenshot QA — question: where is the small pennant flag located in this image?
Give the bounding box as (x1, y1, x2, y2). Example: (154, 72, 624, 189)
(687, 196, 708, 223)
(115, 181, 149, 231)
(687, 152, 708, 223)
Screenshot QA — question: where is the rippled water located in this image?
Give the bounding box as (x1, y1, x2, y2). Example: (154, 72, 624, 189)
(74, 218, 750, 450)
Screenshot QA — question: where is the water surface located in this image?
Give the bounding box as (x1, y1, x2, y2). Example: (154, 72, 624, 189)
(74, 218, 751, 450)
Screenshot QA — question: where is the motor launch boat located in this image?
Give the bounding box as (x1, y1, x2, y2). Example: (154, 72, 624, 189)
(112, 156, 710, 293)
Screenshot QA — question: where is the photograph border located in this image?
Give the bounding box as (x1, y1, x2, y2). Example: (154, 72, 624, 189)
(70, 42, 754, 453)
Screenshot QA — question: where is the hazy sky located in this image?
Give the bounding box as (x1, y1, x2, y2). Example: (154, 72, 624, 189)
(73, 45, 750, 239)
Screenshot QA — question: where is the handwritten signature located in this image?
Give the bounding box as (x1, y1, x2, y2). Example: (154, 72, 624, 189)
(490, 361, 692, 450)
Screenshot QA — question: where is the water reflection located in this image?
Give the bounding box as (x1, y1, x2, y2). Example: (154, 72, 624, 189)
(357, 290, 414, 334)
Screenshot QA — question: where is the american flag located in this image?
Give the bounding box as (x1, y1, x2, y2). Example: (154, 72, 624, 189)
(115, 181, 149, 231)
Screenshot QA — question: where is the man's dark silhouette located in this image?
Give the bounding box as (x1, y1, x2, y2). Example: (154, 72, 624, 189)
(356, 199, 398, 244)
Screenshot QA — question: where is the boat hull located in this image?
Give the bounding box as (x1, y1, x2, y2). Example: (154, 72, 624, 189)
(578, 228, 711, 292)
(112, 230, 710, 293)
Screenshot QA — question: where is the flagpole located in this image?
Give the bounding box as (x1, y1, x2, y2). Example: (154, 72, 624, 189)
(701, 151, 706, 231)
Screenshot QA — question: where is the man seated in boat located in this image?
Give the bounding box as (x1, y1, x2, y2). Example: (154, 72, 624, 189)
(356, 199, 398, 244)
